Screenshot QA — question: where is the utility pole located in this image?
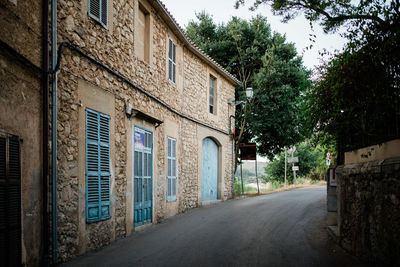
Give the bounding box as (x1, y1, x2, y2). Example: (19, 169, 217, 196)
(292, 149, 297, 185)
(255, 158, 259, 194)
(284, 148, 287, 187)
(240, 163, 244, 194)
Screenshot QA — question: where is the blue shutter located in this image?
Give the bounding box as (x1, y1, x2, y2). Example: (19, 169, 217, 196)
(86, 109, 110, 223)
(166, 137, 177, 202)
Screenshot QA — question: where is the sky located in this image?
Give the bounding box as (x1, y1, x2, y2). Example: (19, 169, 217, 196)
(161, 0, 348, 70)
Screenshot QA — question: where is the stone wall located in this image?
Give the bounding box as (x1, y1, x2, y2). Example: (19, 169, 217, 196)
(0, 0, 43, 265)
(336, 158, 400, 265)
(56, 0, 236, 262)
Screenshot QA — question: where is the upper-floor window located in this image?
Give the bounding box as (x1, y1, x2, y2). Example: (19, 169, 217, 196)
(209, 76, 216, 114)
(137, 4, 150, 62)
(168, 39, 176, 83)
(89, 0, 108, 28)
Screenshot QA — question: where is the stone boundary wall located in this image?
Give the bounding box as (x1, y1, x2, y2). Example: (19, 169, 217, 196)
(336, 158, 400, 265)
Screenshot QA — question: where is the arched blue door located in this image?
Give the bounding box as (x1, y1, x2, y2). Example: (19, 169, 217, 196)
(202, 138, 218, 201)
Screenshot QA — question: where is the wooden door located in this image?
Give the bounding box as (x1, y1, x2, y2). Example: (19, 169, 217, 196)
(202, 138, 218, 201)
(133, 127, 153, 226)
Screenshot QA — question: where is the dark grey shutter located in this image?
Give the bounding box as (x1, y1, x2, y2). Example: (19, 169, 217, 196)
(101, 0, 108, 26)
(89, 0, 101, 21)
(0, 134, 21, 266)
(0, 136, 6, 267)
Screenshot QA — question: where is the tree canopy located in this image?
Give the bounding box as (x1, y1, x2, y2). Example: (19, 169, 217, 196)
(235, 0, 398, 36)
(236, 0, 400, 161)
(186, 13, 311, 160)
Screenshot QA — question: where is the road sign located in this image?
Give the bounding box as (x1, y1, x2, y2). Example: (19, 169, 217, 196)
(326, 151, 332, 159)
(239, 143, 257, 160)
(326, 158, 331, 166)
(288, 156, 298, 163)
(292, 166, 299, 171)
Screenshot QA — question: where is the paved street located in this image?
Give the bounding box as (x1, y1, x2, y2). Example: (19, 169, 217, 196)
(62, 186, 367, 267)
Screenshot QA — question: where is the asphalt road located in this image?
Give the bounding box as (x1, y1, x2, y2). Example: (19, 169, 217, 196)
(62, 186, 368, 267)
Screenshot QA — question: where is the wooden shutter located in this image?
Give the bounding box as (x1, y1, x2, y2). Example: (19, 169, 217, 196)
(89, 0, 100, 21)
(168, 39, 176, 83)
(168, 39, 173, 81)
(209, 77, 215, 114)
(0, 134, 21, 266)
(89, 0, 107, 27)
(86, 109, 110, 223)
(172, 42, 176, 83)
(101, 0, 108, 27)
(167, 137, 176, 202)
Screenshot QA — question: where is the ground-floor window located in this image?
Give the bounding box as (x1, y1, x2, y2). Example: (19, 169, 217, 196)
(0, 132, 21, 266)
(85, 108, 111, 223)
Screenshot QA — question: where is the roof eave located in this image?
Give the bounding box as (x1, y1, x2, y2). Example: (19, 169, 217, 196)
(149, 0, 241, 86)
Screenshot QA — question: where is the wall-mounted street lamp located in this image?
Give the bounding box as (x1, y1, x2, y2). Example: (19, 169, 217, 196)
(228, 87, 254, 106)
(245, 87, 253, 99)
(227, 87, 254, 197)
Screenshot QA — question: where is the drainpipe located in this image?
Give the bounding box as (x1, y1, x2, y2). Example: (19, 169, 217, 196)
(229, 115, 235, 197)
(51, 0, 58, 263)
(42, 0, 50, 264)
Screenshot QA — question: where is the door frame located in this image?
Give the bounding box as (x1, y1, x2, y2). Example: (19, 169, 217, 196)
(133, 125, 153, 227)
(199, 135, 222, 203)
(201, 137, 219, 201)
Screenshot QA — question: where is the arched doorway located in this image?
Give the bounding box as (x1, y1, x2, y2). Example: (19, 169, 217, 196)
(202, 138, 219, 201)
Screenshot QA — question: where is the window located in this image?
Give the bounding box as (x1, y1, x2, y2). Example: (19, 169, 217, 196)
(86, 109, 111, 223)
(168, 39, 176, 83)
(89, 0, 108, 27)
(137, 4, 150, 62)
(166, 137, 177, 202)
(209, 76, 216, 114)
(0, 132, 21, 265)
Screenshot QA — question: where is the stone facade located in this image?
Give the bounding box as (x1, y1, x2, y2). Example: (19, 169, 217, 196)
(0, 0, 43, 265)
(55, 0, 237, 262)
(336, 158, 400, 265)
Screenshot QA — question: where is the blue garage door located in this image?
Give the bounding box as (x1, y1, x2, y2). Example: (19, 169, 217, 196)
(134, 127, 153, 226)
(202, 138, 218, 201)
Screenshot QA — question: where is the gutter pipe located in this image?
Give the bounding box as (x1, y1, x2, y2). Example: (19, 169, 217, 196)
(51, 0, 58, 263)
(229, 115, 235, 197)
(41, 0, 50, 265)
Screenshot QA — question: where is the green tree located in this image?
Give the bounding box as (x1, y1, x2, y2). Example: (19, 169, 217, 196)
(264, 141, 323, 183)
(186, 13, 311, 167)
(234, 0, 396, 36)
(249, 38, 311, 158)
(237, 0, 400, 161)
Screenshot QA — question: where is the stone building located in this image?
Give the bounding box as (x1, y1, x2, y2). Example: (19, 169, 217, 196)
(0, 0, 44, 265)
(2, 0, 239, 265)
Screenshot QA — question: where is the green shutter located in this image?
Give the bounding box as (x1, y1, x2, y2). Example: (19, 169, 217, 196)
(86, 109, 110, 223)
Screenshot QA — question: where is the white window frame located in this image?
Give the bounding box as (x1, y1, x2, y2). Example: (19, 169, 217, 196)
(168, 38, 176, 84)
(166, 136, 177, 202)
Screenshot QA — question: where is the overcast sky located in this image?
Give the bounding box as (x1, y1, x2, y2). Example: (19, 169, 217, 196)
(161, 0, 347, 71)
